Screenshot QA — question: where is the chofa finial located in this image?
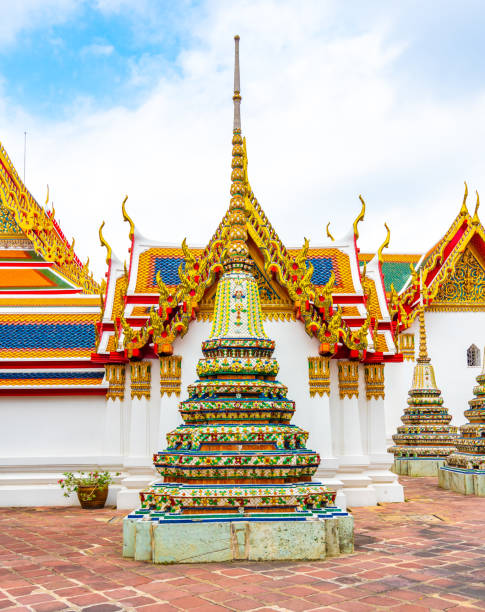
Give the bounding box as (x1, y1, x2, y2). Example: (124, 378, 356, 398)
(353, 195, 366, 240)
(121, 195, 135, 240)
(377, 223, 390, 263)
(99, 221, 112, 265)
(460, 181, 469, 216)
(472, 190, 480, 224)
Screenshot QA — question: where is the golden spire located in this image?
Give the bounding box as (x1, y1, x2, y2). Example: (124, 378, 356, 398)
(233, 35, 241, 132)
(417, 271, 430, 363)
(226, 35, 249, 262)
(460, 181, 469, 216)
(353, 195, 366, 240)
(417, 306, 430, 363)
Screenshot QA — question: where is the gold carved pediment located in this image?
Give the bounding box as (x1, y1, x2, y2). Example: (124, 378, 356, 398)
(431, 246, 485, 310)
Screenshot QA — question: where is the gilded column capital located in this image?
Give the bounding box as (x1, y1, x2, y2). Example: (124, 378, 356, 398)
(364, 363, 385, 401)
(160, 355, 182, 397)
(398, 333, 415, 361)
(131, 360, 151, 400)
(105, 364, 125, 401)
(308, 356, 330, 397)
(338, 361, 359, 400)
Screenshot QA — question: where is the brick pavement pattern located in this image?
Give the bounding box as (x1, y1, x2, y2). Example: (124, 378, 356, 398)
(0, 476, 484, 611)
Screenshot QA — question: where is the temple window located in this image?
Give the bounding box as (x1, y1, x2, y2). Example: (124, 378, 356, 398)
(467, 344, 481, 368)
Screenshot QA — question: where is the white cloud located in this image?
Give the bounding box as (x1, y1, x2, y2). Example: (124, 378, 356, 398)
(1, 0, 485, 280)
(80, 42, 114, 57)
(0, 0, 81, 48)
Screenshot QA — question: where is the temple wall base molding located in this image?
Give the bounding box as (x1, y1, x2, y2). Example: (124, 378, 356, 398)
(0, 460, 123, 507)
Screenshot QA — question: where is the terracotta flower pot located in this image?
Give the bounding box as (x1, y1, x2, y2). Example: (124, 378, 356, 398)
(76, 485, 108, 509)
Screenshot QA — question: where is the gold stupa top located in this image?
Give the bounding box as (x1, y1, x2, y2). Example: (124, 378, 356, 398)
(226, 35, 249, 262)
(411, 306, 437, 391)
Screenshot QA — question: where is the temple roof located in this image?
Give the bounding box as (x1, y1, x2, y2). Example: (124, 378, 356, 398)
(0, 142, 106, 395)
(388, 184, 485, 329)
(0, 142, 99, 294)
(96, 174, 399, 362)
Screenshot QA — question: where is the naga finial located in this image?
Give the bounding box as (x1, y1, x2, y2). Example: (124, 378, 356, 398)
(353, 195, 366, 240)
(472, 190, 480, 224)
(45, 184, 49, 207)
(121, 195, 135, 240)
(377, 223, 390, 263)
(326, 222, 334, 241)
(98, 221, 112, 265)
(460, 181, 469, 216)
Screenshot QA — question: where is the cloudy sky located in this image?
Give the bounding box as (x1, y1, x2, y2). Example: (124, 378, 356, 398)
(1, 0, 485, 277)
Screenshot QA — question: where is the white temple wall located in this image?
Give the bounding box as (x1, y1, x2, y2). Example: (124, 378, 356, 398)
(385, 311, 485, 444)
(0, 394, 120, 507)
(0, 318, 403, 508)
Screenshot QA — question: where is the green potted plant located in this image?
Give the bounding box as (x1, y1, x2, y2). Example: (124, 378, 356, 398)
(58, 471, 120, 509)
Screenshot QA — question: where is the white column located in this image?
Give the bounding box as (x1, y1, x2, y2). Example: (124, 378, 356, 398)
(127, 396, 150, 460)
(365, 364, 404, 503)
(125, 361, 152, 465)
(118, 361, 155, 509)
(103, 364, 125, 459)
(337, 361, 375, 507)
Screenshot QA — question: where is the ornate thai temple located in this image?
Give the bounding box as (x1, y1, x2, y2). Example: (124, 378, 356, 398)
(439, 346, 485, 495)
(388, 303, 457, 475)
(2, 37, 485, 512)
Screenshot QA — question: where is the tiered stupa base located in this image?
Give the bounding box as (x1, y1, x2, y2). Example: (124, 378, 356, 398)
(123, 487, 353, 563)
(393, 456, 447, 477)
(439, 465, 485, 497)
(439, 366, 485, 497)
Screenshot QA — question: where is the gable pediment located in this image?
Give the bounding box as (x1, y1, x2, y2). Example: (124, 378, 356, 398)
(432, 245, 485, 309)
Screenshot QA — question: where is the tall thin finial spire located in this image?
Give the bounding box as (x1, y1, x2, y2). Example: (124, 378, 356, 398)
(418, 271, 429, 363)
(233, 35, 241, 132)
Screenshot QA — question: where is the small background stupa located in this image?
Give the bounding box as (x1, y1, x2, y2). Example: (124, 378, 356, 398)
(389, 300, 457, 476)
(440, 346, 485, 496)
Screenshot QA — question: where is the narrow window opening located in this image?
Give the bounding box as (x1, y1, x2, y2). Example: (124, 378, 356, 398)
(467, 344, 481, 368)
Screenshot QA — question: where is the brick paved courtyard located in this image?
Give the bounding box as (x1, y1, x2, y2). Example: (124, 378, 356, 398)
(0, 476, 484, 611)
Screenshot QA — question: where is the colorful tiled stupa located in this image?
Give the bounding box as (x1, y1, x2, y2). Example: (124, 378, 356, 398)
(123, 37, 354, 563)
(388, 305, 457, 476)
(440, 346, 485, 496)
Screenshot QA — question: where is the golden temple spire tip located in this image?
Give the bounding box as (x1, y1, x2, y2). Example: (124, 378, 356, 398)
(233, 35, 241, 133)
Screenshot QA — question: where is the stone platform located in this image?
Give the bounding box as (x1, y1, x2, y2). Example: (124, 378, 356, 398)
(123, 509, 353, 563)
(3, 477, 485, 610)
(393, 457, 445, 477)
(439, 465, 485, 496)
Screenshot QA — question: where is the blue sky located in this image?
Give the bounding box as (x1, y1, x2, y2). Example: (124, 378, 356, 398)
(1, 1, 485, 276)
(3, 1, 485, 117)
